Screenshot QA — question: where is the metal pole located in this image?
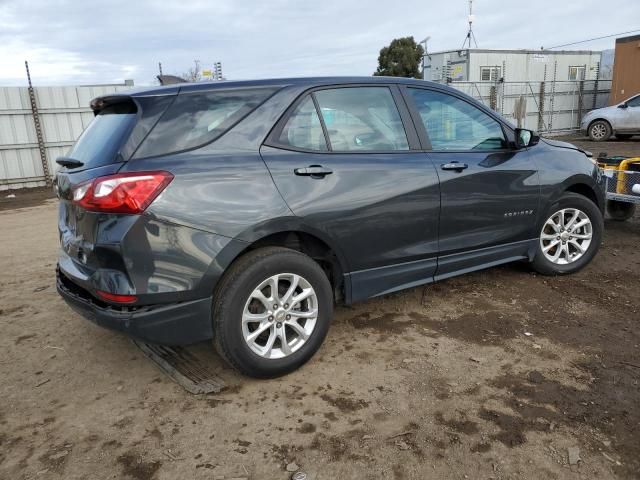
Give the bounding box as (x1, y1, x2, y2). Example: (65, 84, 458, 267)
(158, 62, 163, 76)
(474, 82, 485, 105)
(537, 65, 547, 133)
(420, 37, 430, 80)
(577, 78, 585, 129)
(592, 61, 600, 109)
(548, 61, 557, 132)
(490, 85, 497, 111)
(500, 60, 506, 114)
(25, 61, 51, 186)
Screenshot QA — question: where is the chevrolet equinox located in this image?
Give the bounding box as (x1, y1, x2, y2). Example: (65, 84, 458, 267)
(55, 77, 605, 378)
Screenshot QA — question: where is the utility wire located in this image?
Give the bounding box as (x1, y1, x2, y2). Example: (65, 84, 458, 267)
(546, 29, 640, 49)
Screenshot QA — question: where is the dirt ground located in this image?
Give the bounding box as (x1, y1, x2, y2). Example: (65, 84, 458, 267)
(1, 136, 639, 480)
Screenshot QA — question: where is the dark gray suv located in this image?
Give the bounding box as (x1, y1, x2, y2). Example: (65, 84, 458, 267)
(55, 77, 605, 378)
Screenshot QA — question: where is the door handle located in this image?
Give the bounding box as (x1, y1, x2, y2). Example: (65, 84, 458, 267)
(294, 165, 333, 177)
(441, 162, 468, 171)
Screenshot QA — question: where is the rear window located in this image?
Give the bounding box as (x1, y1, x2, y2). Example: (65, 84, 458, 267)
(133, 87, 278, 159)
(66, 102, 136, 169)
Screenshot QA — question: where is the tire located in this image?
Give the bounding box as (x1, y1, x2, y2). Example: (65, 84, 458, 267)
(607, 199, 636, 221)
(212, 247, 333, 378)
(615, 134, 633, 140)
(531, 193, 603, 275)
(588, 120, 612, 142)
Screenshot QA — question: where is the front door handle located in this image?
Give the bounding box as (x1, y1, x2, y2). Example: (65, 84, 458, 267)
(441, 162, 468, 171)
(294, 165, 333, 177)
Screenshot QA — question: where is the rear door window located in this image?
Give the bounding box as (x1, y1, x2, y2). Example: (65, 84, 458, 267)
(66, 102, 137, 169)
(277, 96, 328, 151)
(313, 87, 409, 151)
(134, 87, 278, 158)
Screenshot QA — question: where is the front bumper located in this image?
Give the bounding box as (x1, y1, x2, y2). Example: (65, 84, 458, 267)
(57, 267, 213, 345)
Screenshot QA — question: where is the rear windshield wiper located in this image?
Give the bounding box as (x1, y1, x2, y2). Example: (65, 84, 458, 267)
(56, 156, 84, 169)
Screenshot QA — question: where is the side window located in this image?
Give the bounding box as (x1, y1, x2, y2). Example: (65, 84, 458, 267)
(480, 66, 501, 82)
(626, 95, 640, 107)
(568, 66, 586, 81)
(314, 87, 409, 151)
(134, 87, 277, 158)
(407, 88, 507, 151)
(277, 96, 328, 151)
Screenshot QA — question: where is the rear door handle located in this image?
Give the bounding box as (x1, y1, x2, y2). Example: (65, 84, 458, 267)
(294, 165, 333, 177)
(441, 162, 468, 171)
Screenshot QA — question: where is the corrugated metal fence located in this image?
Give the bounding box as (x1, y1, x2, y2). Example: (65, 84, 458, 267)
(0, 84, 132, 190)
(449, 80, 612, 133)
(0, 79, 614, 190)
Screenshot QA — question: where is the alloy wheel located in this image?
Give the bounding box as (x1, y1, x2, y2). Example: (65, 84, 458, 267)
(590, 123, 607, 140)
(540, 208, 593, 265)
(242, 273, 318, 359)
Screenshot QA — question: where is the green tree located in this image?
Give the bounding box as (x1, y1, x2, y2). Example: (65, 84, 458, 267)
(373, 37, 424, 79)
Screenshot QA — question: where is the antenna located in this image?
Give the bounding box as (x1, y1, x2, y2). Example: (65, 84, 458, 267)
(461, 0, 478, 49)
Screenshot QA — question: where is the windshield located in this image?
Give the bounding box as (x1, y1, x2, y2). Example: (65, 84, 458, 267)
(66, 102, 137, 170)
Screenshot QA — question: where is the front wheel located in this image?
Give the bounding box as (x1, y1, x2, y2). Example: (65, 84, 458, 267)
(531, 193, 603, 275)
(588, 120, 612, 142)
(212, 247, 333, 378)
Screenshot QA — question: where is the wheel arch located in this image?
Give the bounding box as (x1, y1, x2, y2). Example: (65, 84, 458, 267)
(564, 182, 602, 211)
(222, 223, 349, 303)
(588, 117, 613, 132)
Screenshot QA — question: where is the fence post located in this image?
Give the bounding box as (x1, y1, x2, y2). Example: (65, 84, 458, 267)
(537, 81, 546, 132)
(500, 60, 506, 114)
(577, 79, 585, 129)
(592, 61, 600, 109)
(25, 61, 51, 186)
(489, 85, 497, 111)
(547, 61, 557, 132)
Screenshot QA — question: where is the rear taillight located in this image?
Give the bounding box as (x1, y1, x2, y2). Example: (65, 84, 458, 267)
(72, 171, 173, 214)
(96, 290, 138, 304)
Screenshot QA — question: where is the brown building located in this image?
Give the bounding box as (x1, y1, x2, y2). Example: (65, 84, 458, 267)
(610, 34, 640, 105)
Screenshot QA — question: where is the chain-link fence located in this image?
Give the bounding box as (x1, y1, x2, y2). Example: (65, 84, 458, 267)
(603, 168, 640, 204)
(447, 80, 612, 134)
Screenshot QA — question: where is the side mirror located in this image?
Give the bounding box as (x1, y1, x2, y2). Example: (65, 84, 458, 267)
(618, 103, 628, 109)
(515, 128, 540, 148)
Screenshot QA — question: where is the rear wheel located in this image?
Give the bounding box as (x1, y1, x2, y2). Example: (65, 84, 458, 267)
(588, 120, 612, 142)
(212, 247, 333, 378)
(607, 199, 636, 221)
(531, 193, 603, 275)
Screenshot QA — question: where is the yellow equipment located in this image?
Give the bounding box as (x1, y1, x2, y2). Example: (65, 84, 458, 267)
(597, 155, 640, 221)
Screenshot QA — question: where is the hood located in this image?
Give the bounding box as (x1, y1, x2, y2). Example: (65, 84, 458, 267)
(541, 138, 592, 157)
(584, 105, 618, 118)
(541, 138, 579, 150)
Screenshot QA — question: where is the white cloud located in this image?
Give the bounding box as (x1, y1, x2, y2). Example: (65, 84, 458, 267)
(0, 38, 139, 85)
(0, 0, 638, 86)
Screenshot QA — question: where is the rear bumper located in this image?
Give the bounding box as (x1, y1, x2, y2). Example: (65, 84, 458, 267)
(57, 267, 213, 345)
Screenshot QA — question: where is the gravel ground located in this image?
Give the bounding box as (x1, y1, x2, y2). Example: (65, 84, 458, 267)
(1, 136, 639, 480)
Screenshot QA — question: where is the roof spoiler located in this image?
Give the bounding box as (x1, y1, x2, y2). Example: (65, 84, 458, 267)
(89, 95, 135, 114)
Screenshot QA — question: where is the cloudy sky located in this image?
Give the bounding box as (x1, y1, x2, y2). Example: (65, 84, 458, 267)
(1, 0, 638, 86)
